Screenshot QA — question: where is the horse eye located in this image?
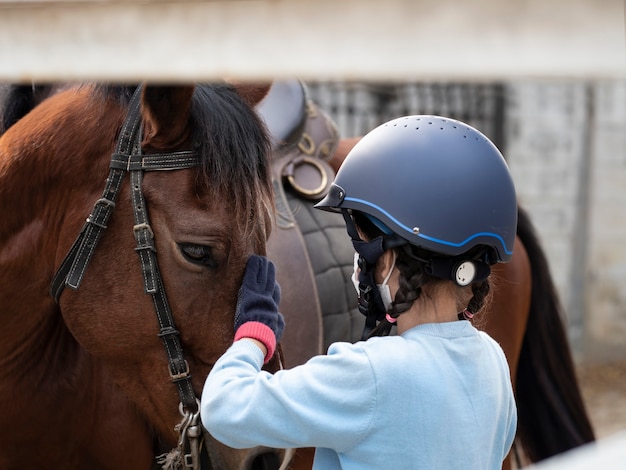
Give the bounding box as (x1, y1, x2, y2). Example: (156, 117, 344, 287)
(179, 243, 218, 269)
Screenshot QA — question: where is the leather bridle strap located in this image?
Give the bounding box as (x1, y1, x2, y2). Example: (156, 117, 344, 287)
(50, 86, 144, 300)
(50, 85, 202, 413)
(127, 160, 198, 413)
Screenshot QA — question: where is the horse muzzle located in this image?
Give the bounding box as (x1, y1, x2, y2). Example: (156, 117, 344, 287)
(202, 429, 291, 470)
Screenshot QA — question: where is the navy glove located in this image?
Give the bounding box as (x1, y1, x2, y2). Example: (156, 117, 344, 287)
(233, 255, 285, 363)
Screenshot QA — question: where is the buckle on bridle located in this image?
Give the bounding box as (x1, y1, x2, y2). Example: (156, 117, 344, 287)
(133, 222, 154, 239)
(169, 360, 191, 382)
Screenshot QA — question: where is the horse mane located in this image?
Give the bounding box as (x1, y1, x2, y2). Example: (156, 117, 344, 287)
(0, 84, 40, 134)
(0, 83, 77, 135)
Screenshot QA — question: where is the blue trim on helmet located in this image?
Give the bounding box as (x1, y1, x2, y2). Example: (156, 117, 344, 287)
(345, 196, 513, 255)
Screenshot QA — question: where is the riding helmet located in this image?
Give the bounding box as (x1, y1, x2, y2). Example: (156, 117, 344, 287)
(315, 115, 517, 264)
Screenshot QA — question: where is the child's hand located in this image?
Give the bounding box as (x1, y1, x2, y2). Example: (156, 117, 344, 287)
(233, 255, 285, 362)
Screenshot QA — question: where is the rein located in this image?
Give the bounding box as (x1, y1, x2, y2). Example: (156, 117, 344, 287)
(49, 85, 206, 469)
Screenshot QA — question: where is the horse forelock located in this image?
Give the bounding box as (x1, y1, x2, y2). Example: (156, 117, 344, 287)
(190, 84, 274, 243)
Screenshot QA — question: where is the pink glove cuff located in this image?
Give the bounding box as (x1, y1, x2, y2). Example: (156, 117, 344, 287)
(234, 321, 277, 363)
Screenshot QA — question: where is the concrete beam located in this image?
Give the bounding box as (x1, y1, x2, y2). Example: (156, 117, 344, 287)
(0, 0, 624, 82)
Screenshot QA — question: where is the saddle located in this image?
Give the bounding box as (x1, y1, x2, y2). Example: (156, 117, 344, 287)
(257, 80, 340, 367)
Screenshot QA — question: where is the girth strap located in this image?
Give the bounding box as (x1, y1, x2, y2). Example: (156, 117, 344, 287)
(49, 84, 201, 413)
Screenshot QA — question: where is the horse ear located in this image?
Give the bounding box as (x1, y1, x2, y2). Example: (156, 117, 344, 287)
(231, 82, 271, 107)
(141, 85, 195, 149)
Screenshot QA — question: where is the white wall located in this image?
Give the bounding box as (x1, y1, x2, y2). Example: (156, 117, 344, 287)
(498, 80, 626, 360)
(586, 81, 626, 359)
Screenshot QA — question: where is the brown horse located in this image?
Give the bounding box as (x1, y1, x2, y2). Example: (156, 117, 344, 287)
(0, 83, 290, 469)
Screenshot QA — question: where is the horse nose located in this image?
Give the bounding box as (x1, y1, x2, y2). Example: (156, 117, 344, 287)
(243, 447, 291, 470)
(247, 451, 280, 470)
(201, 428, 291, 470)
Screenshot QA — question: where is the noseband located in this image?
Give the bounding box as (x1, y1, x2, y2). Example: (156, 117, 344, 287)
(50, 85, 205, 468)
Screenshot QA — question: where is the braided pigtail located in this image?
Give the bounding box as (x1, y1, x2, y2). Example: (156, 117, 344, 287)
(368, 244, 432, 338)
(460, 279, 492, 325)
(390, 246, 427, 316)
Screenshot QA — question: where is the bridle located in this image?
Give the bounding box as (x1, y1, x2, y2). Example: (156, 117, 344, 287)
(50, 85, 206, 468)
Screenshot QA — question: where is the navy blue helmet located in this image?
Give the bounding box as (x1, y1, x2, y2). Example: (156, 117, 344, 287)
(316, 115, 517, 264)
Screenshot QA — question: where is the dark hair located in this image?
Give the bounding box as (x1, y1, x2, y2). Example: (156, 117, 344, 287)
(352, 212, 492, 337)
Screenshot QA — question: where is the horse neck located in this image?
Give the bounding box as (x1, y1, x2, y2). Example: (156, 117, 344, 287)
(0, 87, 122, 358)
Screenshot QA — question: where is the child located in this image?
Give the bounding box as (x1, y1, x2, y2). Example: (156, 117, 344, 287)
(201, 115, 517, 469)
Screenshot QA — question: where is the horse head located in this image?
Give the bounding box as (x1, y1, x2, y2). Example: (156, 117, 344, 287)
(0, 82, 286, 469)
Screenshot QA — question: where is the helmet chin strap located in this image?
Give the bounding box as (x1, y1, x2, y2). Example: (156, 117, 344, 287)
(342, 210, 405, 339)
(356, 256, 386, 339)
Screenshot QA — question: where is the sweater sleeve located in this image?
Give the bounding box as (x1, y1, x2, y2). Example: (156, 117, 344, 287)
(201, 339, 377, 451)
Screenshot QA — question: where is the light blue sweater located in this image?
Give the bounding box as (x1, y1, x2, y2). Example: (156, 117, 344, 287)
(201, 321, 517, 469)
